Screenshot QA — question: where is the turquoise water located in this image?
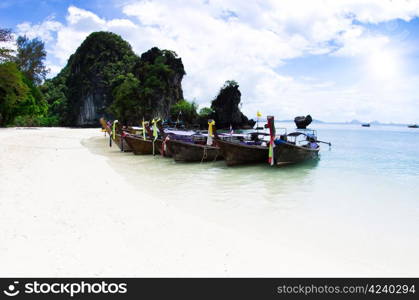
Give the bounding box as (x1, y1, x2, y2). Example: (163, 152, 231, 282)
(316, 123, 419, 180)
(90, 123, 419, 274)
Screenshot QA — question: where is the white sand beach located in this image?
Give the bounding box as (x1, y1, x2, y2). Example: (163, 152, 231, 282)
(1, 127, 418, 277)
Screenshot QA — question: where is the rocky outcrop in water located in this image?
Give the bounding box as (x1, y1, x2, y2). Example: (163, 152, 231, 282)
(210, 80, 255, 129)
(294, 115, 312, 129)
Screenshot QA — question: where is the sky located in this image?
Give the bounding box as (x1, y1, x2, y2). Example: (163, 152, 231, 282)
(1, 0, 419, 123)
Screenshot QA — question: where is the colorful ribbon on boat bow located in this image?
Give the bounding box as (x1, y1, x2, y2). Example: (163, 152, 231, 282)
(151, 118, 160, 156)
(152, 118, 160, 141)
(267, 116, 275, 166)
(207, 119, 215, 146)
(112, 120, 118, 140)
(142, 118, 146, 140)
(162, 135, 170, 156)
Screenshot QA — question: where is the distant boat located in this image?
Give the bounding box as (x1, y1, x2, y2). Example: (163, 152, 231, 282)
(362, 123, 370, 127)
(408, 124, 418, 128)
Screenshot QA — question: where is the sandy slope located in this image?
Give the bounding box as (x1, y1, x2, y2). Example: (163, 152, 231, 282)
(0, 127, 414, 276)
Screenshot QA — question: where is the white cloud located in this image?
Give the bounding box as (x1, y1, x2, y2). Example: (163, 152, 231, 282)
(14, 0, 419, 123)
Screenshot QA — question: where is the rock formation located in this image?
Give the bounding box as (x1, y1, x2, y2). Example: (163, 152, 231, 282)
(42, 32, 185, 126)
(210, 80, 255, 129)
(64, 32, 137, 126)
(294, 115, 312, 129)
(133, 47, 185, 120)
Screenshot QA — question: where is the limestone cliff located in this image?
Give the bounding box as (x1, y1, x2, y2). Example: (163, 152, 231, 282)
(211, 80, 255, 129)
(43, 32, 185, 126)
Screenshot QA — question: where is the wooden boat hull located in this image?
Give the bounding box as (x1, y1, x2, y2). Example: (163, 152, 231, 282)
(215, 138, 268, 166)
(154, 139, 173, 157)
(169, 139, 222, 162)
(114, 134, 132, 152)
(275, 142, 319, 165)
(100, 118, 132, 152)
(124, 135, 153, 155)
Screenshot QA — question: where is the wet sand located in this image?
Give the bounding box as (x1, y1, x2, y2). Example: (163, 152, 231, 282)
(0, 127, 417, 276)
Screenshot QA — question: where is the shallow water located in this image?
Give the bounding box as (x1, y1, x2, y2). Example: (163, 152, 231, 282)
(85, 123, 419, 274)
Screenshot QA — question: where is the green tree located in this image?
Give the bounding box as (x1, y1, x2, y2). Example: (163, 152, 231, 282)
(170, 99, 198, 125)
(0, 28, 14, 62)
(109, 73, 143, 125)
(15, 35, 49, 85)
(199, 107, 214, 117)
(0, 62, 29, 126)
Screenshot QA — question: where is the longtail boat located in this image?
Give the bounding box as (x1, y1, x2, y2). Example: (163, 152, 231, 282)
(99, 118, 132, 152)
(159, 121, 222, 162)
(124, 134, 153, 155)
(274, 131, 320, 166)
(215, 116, 277, 166)
(169, 139, 221, 162)
(215, 138, 268, 166)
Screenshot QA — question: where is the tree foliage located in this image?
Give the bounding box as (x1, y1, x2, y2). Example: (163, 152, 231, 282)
(170, 99, 198, 125)
(0, 62, 48, 126)
(15, 36, 49, 85)
(0, 28, 14, 62)
(108, 73, 144, 125)
(199, 107, 214, 117)
(0, 62, 29, 125)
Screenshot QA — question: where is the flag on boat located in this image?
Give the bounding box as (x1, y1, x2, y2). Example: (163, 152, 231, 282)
(152, 118, 160, 141)
(207, 119, 215, 146)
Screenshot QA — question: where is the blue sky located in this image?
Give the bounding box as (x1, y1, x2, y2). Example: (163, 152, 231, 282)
(1, 0, 419, 123)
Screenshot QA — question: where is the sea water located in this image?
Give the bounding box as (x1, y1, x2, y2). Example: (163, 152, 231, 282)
(88, 123, 419, 275)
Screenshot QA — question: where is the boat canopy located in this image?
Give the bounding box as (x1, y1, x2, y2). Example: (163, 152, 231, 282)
(287, 132, 306, 137)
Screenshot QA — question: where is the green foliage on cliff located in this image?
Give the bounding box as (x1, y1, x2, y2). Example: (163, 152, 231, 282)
(40, 66, 70, 125)
(128, 47, 185, 122)
(109, 73, 144, 125)
(65, 31, 138, 125)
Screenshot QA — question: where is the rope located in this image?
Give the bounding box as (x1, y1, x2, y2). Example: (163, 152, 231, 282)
(201, 147, 208, 163)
